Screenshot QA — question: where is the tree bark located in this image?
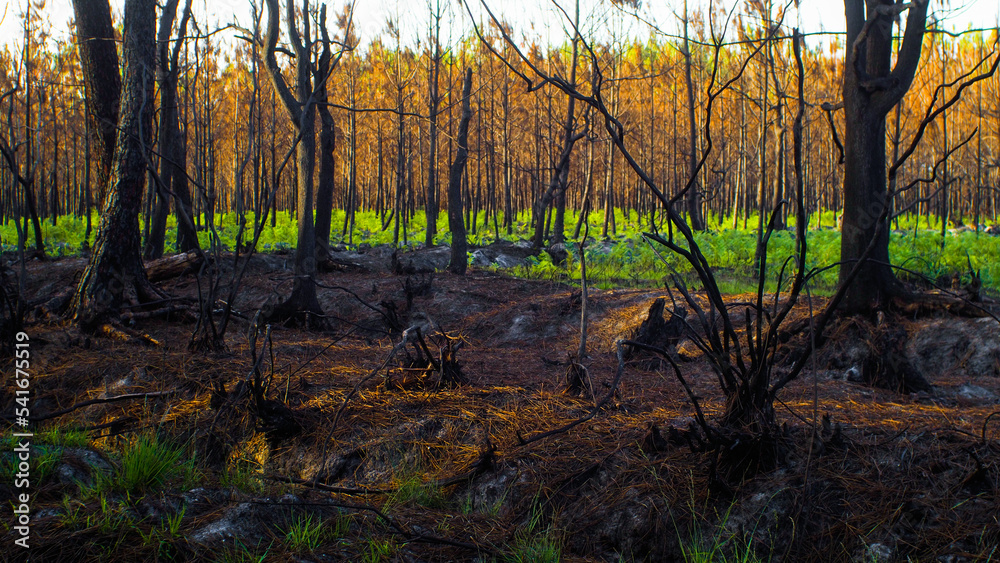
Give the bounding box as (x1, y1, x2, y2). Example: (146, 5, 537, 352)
(260, 0, 323, 326)
(683, 0, 705, 231)
(72, 0, 121, 202)
(145, 0, 195, 259)
(73, 0, 159, 331)
(424, 2, 442, 247)
(839, 0, 928, 313)
(314, 7, 336, 251)
(448, 69, 473, 275)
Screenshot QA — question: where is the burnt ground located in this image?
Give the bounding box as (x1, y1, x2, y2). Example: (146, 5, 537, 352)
(2, 250, 999, 562)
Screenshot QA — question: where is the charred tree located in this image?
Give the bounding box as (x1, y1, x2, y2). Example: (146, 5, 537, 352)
(145, 0, 197, 258)
(838, 0, 928, 312)
(681, 0, 705, 231)
(72, 0, 121, 201)
(448, 68, 473, 275)
(72, 0, 162, 331)
(259, 0, 324, 327)
(314, 4, 339, 251)
(424, 1, 443, 247)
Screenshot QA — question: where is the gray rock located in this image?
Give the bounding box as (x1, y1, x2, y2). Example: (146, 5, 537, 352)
(956, 384, 998, 406)
(907, 318, 1000, 380)
(860, 542, 894, 563)
(328, 246, 395, 273)
(190, 499, 299, 545)
(469, 242, 539, 269)
(57, 448, 113, 488)
(393, 246, 451, 274)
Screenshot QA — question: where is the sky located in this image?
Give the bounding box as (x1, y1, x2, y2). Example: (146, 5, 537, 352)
(1, 0, 998, 57)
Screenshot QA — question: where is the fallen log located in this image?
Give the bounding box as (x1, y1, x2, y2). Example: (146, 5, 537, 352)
(144, 250, 204, 282)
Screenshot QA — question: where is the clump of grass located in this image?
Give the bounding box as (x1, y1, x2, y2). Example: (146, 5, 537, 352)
(140, 506, 186, 544)
(33, 446, 63, 484)
(458, 486, 508, 516)
(283, 513, 328, 552)
(220, 456, 266, 494)
(38, 427, 90, 448)
(505, 498, 562, 563)
(140, 507, 187, 558)
(387, 474, 447, 510)
(361, 537, 398, 563)
(114, 433, 184, 493)
(88, 494, 135, 534)
(58, 496, 86, 529)
(674, 483, 772, 563)
(679, 526, 765, 563)
(0, 439, 62, 485)
(211, 539, 272, 563)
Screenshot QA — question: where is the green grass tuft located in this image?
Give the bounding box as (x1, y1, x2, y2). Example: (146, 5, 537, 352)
(114, 433, 184, 494)
(283, 512, 330, 552)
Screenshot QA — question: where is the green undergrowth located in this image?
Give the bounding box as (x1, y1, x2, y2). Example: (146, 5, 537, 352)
(3, 209, 997, 294)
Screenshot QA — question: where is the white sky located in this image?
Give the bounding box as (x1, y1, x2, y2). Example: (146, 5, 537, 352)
(1, 0, 997, 58)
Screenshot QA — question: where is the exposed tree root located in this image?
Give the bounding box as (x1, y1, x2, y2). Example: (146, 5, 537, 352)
(390, 328, 466, 390)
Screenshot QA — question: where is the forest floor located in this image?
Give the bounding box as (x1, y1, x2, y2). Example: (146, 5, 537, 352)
(2, 247, 999, 562)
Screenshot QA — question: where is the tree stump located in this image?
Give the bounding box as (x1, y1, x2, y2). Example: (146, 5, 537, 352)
(624, 298, 687, 368)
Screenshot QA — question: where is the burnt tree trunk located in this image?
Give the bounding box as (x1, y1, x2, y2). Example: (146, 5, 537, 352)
(145, 0, 196, 258)
(73, 0, 160, 331)
(682, 0, 705, 231)
(72, 0, 121, 203)
(260, 0, 323, 326)
(314, 9, 336, 252)
(839, 0, 928, 313)
(424, 2, 442, 247)
(448, 69, 473, 275)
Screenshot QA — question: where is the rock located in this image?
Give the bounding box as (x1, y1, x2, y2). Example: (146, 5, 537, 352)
(189, 502, 261, 545)
(328, 244, 396, 273)
(469, 241, 540, 269)
(464, 465, 517, 515)
(182, 487, 229, 512)
(189, 497, 302, 545)
(393, 246, 451, 274)
(845, 366, 864, 383)
(545, 243, 569, 265)
(956, 384, 998, 406)
(907, 318, 1000, 380)
(860, 542, 894, 563)
(57, 448, 113, 488)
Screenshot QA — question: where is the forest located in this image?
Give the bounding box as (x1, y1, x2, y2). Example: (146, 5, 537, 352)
(1, 0, 999, 560)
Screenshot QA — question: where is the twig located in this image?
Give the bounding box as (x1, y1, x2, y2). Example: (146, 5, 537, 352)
(269, 474, 389, 495)
(24, 391, 175, 422)
(982, 411, 1000, 444)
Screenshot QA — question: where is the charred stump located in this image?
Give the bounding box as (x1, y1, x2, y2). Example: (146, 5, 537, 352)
(390, 328, 466, 390)
(624, 298, 687, 368)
